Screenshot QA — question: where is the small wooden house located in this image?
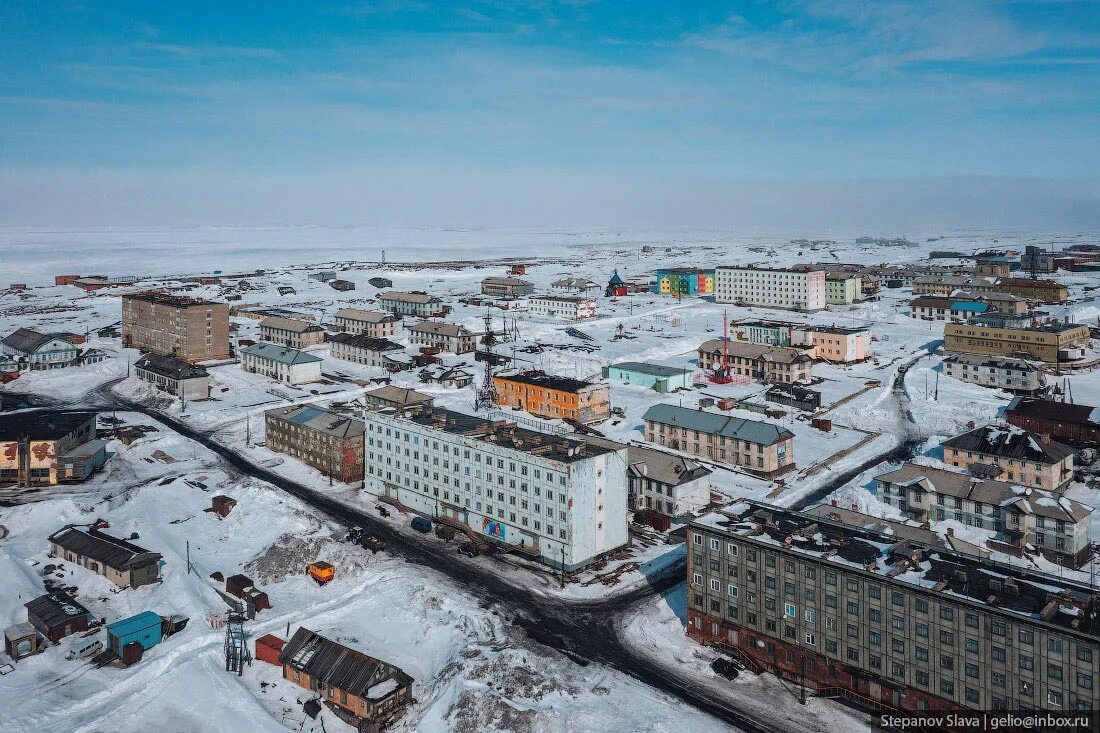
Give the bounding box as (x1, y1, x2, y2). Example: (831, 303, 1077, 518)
(25, 591, 93, 644)
(280, 628, 414, 728)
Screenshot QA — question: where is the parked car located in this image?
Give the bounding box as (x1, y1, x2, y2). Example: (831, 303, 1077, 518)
(434, 525, 456, 541)
(457, 542, 480, 558)
(376, 505, 391, 518)
(410, 516, 432, 533)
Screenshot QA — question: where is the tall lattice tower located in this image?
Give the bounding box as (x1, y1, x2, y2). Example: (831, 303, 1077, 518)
(224, 611, 251, 675)
(475, 310, 498, 411)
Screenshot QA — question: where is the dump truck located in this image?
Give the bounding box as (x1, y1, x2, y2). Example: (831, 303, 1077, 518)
(306, 561, 335, 585)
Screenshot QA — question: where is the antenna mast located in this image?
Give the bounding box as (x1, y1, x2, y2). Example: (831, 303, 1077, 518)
(475, 309, 498, 411)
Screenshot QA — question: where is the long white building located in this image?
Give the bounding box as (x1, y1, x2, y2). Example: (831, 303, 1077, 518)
(715, 266, 827, 311)
(362, 406, 628, 570)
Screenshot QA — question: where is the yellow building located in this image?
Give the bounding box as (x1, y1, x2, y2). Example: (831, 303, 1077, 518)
(944, 322, 1089, 363)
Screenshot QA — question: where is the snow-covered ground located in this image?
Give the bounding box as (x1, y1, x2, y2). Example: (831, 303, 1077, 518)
(3, 227, 1100, 731)
(0, 414, 738, 733)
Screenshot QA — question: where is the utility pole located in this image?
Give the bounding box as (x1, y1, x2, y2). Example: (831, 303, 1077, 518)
(800, 654, 806, 704)
(560, 546, 566, 589)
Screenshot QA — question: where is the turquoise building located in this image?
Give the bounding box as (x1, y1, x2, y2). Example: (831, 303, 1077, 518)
(605, 362, 694, 392)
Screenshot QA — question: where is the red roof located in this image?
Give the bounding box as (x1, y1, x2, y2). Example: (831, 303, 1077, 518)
(256, 634, 285, 651)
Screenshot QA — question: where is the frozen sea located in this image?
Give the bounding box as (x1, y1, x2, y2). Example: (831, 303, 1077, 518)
(2, 223, 1090, 286)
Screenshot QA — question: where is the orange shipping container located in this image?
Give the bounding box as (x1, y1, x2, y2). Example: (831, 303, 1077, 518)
(255, 634, 285, 665)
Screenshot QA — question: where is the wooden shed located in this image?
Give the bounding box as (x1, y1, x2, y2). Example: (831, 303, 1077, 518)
(211, 495, 237, 518)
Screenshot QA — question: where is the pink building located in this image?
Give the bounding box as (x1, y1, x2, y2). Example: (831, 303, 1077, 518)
(804, 326, 870, 363)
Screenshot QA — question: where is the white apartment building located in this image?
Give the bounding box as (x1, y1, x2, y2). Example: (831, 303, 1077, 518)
(527, 295, 597, 320)
(407, 321, 476, 354)
(363, 407, 629, 570)
(715, 267, 827, 311)
(240, 342, 323, 385)
(328, 333, 405, 367)
(942, 353, 1045, 394)
(333, 309, 399, 338)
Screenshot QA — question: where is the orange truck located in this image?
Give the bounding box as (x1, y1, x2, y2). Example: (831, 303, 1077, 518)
(306, 562, 335, 585)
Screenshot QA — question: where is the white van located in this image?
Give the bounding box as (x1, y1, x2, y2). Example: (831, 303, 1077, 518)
(65, 636, 103, 661)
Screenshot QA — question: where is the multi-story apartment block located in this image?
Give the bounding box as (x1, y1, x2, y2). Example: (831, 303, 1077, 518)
(942, 424, 1076, 492)
(687, 501, 1100, 713)
(333, 309, 400, 338)
(875, 463, 1091, 566)
(134, 353, 211, 400)
(240, 343, 323, 385)
(908, 296, 991, 323)
(376, 291, 446, 318)
(265, 405, 365, 482)
(964, 290, 1032, 315)
(364, 385, 433, 411)
(942, 354, 1045, 394)
(715, 267, 826, 311)
(362, 406, 629, 570)
(824, 274, 863, 305)
(912, 275, 997, 296)
(655, 269, 715, 296)
(121, 291, 230, 362)
(642, 404, 794, 478)
(729, 320, 800, 346)
(619, 442, 711, 519)
(1021, 246, 1057, 274)
(1006, 397, 1100, 448)
(527, 295, 596, 320)
(697, 340, 813, 384)
(550, 277, 602, 296)
(995, 278, 1069, 304)
(800, 326, 871, 364)
(407, 321, 476, 354)
(258, 317, 326, 349)
(327, 333, 405, 368)
(943, 321, 1090, 363)
(493, 371, 611, 424)
(481, 276, 534, 298)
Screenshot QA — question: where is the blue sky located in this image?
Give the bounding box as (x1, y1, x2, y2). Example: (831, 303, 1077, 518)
(1, 1, 1099, 226)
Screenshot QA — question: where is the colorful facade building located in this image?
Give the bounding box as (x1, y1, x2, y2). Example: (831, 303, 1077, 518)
(655, 269, 715, 297)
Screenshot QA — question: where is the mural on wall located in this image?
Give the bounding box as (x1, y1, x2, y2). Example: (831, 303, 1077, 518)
(483, 518, 506, 540)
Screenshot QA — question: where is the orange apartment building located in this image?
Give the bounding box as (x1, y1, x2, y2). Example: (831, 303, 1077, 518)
(121, 291, 230, 363)
(492, 370, 611, 424)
